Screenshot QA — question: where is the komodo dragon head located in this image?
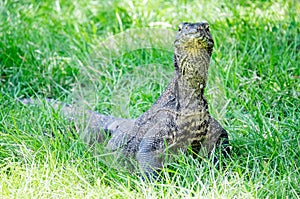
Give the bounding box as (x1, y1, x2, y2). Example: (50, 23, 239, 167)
(174, 22, 214, 89)
(174, 22, 214, 55)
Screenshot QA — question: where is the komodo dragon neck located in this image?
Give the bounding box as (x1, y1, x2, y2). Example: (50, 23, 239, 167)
(173, 48, 211, 110)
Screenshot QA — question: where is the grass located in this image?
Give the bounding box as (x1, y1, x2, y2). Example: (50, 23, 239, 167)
(0, 0, 299, 198)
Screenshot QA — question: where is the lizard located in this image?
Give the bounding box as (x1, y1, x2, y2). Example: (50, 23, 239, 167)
(21, 22, 229, 180)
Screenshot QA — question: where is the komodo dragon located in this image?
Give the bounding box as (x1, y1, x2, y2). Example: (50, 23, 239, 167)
(22, 22, 229, 179)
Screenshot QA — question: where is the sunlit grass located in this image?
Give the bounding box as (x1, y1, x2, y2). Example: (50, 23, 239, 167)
(0, 0, 299, 198)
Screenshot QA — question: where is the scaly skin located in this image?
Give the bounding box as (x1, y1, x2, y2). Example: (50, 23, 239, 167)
(22, 22, 229, 179)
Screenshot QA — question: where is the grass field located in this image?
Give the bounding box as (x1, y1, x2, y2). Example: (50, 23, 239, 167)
(1, 0, 299, 198)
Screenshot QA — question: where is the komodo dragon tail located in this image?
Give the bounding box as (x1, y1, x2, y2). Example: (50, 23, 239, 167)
(20, 98, 133, 144)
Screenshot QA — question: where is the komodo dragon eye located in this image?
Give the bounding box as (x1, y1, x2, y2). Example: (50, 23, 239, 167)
(178, 23, 187, 32)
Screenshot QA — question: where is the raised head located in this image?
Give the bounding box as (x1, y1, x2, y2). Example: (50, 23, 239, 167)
(174, 22, 214, 56)
(174, 22, 214, 89)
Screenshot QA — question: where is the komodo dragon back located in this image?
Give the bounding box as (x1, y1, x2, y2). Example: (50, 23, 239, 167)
(21, 21, 229, 180)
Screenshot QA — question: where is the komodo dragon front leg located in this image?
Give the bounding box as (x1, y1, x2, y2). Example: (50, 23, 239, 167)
(136, 137, 164, 180)
(136, 128, 174, 180)
(134, 114, 179, 180)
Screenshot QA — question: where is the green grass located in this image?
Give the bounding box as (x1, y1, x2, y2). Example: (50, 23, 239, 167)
(1, 0, 299, 198)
